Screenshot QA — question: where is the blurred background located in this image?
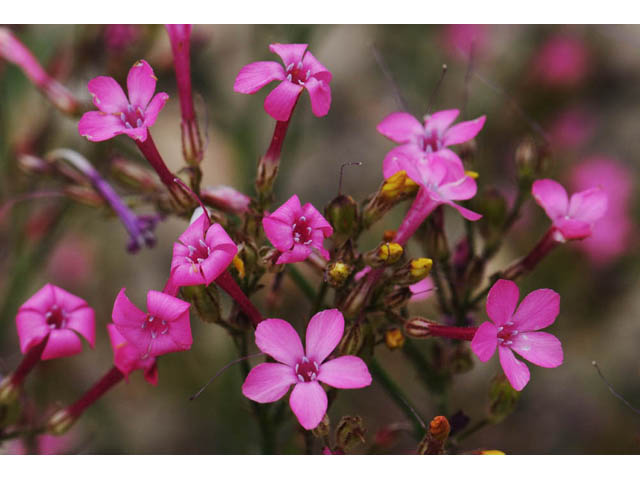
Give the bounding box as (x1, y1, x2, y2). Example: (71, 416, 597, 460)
(0, 24, 639, 454)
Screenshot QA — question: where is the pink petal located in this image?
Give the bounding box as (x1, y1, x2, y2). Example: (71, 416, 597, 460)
(532, 179, 569, 221)
(146, 333, 181, 358)
(205, 223, 237, 254)
(41, 329, 83, 360)
(51, 286, 89, 312)
(439, 175, 477, 201)
(377, 112, 423, 143)
(304, 76, 331, 117)
(262, 217, 294, 252)
(233, 61, 285, 94)
(305, 309, 344, 364)
(471, 321, 498, 362)
(510, 332, 563, 368)
(169, 261, 204, 288)
(146, 290, 190, 323)
(445, 200, 482, 221)
(317, 356, 371, 388)
(143, 363, 159, 386)
(242, 362, 297, 403)
(18, 283, 55, 313)
(512, 288, 560, 332)
(302, 51, 332, 82)
(127, 60, 156, 109)
(443, 115, 486, 146)
(142, 92, 169, 128)
(112, 288, 147, 328)
(78, 111, 124, 142)
(16, 310, 48, 354)
(264, 80, 304, 121)
(269, 194, 302, 225)
(425, 109, 459, 135)
(486, 279, 519, 326)
(498, 346, 530, 391)
(289, 381, 328, 430)
(122, 126, 147, 142)
(554, 218, 592, 240)
(178, 211, 207, 246)
(568, 187, 608, 224)
(276, 244, 312, 264)
(269, 43, 307, 67)
(432, 148, 465, 175)
(255, 318, 304, 367)
(302, 203, 333, 236)
(87, 76, 128, 113)
(65, 306, 96, 348)
(382, 144, 423, 180)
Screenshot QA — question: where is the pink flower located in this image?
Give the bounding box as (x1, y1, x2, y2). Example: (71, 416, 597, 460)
(112, 288, 192, 358)
(531, 34, 589, 87)
(262, 194, 333, 264)
(170, 212, 238, 287)
(104, 25, 141, 52)
(78, 60, 169, 143)
(441, 24, 488, 58)
(107, 324, 158, 385)
(242, 309, 371, 430)
(16, 284, 95, 360)
(532, 179, 608, 242)
(471, 279, 563, 391)
(378, 109, 486, 173)
(409, 277, 435, 303)
(201, 185, 251, 214)
(234, 43, 332, 121)
(548, 107, 595, 150)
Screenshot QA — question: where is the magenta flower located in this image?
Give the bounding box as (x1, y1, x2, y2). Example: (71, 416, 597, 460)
(16, 284, 95, 360)
(234, 43, 332, 121)
(78, 60, 169, 143)
(531, 34, 589, 87)
(107, 324, 158, 386)
(170, 212, 238, 287)
(262, 194, 333, 264)
(532, 179, 608, 242)
(441, 24, 489, 58)
(112, 288, 192, 358)
(378, 109, 486, 172)
(471, 279, 563, 391)
(242, 309, 371, 430)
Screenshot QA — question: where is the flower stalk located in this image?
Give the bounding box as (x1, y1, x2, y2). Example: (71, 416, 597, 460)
(215, 270, 263, 328)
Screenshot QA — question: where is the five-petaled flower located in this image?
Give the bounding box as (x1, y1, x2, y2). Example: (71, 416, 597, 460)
(262, 194, 333, 264)
(107, 324, 158, 385)
(78, 60, 169, 142)
(378, 109, 486, 172)
(170, 212, 238, 287)
(242, 309, 371, 430)
(112, 288, 192, 358)
(234, 43, 332, 121)
(16, 284, 95, 360)
(471, 279, 563, 391)
(532, 179, 608, 242)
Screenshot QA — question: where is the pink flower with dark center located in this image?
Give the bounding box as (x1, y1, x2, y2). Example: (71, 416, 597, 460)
(78, 60, 169, 142)
(234, 43, 332, 121)
(170, 212, 238, 287)
(262, 194, 333, 264)
(378, 109, 486, 173)
(242, 309, 371, 430)
(107, 324, 158, 385)
(532, 179, 608, 242)
(471, 279, 563, 391)
(16, 284, 95, 360)
(112, 288, 192, 358)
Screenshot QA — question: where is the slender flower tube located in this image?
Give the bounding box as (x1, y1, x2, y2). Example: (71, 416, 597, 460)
(47, 149, 159, 252)
(0, 28, 79, 115)
(166, 24, 204, 166)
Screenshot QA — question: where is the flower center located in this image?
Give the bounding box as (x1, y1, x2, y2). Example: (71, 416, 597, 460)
(286, 61, 311, 86)
(497, 321, 519, 346)
(45, 305, 67, 329)
(187, 239, 211, 266)
(417, 128, 442, 153)
(140, 315, 169, 339)
(292, 215, 313, 245)
(295, 356, 319, 382)
(119, 104, 145, 129)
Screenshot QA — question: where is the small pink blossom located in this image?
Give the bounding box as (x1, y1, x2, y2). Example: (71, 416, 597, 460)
(234, 43, 332, 121)
(201, 185, 251, 214)
(531, 34, 589, 87)
(262, 194, 333, 264)
(242, 309, 371, 430)
(16, 284, 95, 360)
(170, 212, 238, 287)
(107, 324, 158, 386)
(378, 109, 486, 173)
(112, 288, 192, 358)
(471, 279, 563, 391)
(532, 179, 608, 242)
(78, 60, 169, 142)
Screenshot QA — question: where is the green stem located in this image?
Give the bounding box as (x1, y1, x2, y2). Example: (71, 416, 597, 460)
(287, 265, 316, 303)
(456, 418, 489, 442)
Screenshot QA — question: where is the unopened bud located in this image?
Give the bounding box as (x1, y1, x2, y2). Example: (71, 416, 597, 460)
(232, 255, 246, 279)
(336, 415, 366, 452)
(417, 415, 450, 454)
(325, 194, 359, 238)
(383, 230, 396, 242)
(338, 323, 364, 356)
(181, 285, 222, 324)
(46, 408, 76, 436)
(465, 170, 479, 179)
(364, 242, 403, 267)
(0, 376, 19, 406)
(362, 171, 418, 228)
(381, 170, 419, 200)
(63, 185, 105, 208)
(312, 414, 330, 438)
(111, 157, 163, 193)
(515, 136, 549, 188)
(488, 373, 521, 424)
(393, 258, 433, 286)
(384, 328, 405, 350)
(481, 450, 506, 455)
(201, 185, 251, 215)
(325, 261, 352, 288)
(18, 154, 51, 175)
(404, 317, 435, 338)
(383, 286, 412, 310)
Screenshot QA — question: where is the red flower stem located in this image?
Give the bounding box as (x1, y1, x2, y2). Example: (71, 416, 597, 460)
(394, 191, 438, 246)
(502, 228, 558, 280)
(263, 119, 291, 165)
(215, 270, 263, 328)
(426, 324, 477, 341)
(66, 366, 124, 419)
(135, 135, 178, 190)
(9, 335, 49, 387)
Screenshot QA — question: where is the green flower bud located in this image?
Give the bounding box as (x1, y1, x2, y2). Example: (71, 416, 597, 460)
(488, 373, 521, 424)
(336, 415, 366, 452)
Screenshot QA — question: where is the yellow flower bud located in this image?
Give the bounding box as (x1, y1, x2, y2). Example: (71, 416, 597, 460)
(377, 242, 403, 264)
(384, 328, 405, 350)
(326, 261, 351, 288)
(381, 170, 419, 200)
(232, 255, 245, 279)
(481, 450, 506, 455)
(465, 170, 479, 179)
(410, 258, 433, 279)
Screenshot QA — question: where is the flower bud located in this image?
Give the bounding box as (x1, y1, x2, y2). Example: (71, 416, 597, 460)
(325, 194, 359, 238)
(336, 415, 366, 452)
(18, 154, 52, 175)
(325, 261, 352, 288)
(392, 257, 433, 286)
(381, 170, 419, 200)
(404, 317, 434, 338)
(364, 242, 403, 268)
(383, 286, 412, 310)
(417, 415, 450, 455)
(180, 284, 222, 324)
(450, 344, 474, 374)
(338, 323, 364, 356)
(481, 450, 506, 455)
(46, 408, 76, 436)
(111, 157, 163, 193)
(201, 185, 251, 215)
(362, 171, 418, 228)
(383, 230, 396, 242)
(515, 136, 549, 188)
(384, 328, 405, 350)
(0, 376, 19, 406)
(63, 185, 105, 208)
(232, 255, 246, 279)
(312, 414, 330, 438)
(488, 373, 521, 424)
(477, 188, 508, 243)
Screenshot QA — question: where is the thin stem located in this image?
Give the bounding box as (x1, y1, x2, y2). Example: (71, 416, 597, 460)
(66, 367, 124, 419)
(287, 265, 317, 303)
(190, 352, 265, 401)
(215, 270, 263, 328)
(8, 336, 49, 387)
(135, 135, 176, 188)
(592, 361, 640, 415)
(426, 324, 477, 341)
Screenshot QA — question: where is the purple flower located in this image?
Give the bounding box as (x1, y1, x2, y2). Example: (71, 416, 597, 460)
(234, 43, 332, 121)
